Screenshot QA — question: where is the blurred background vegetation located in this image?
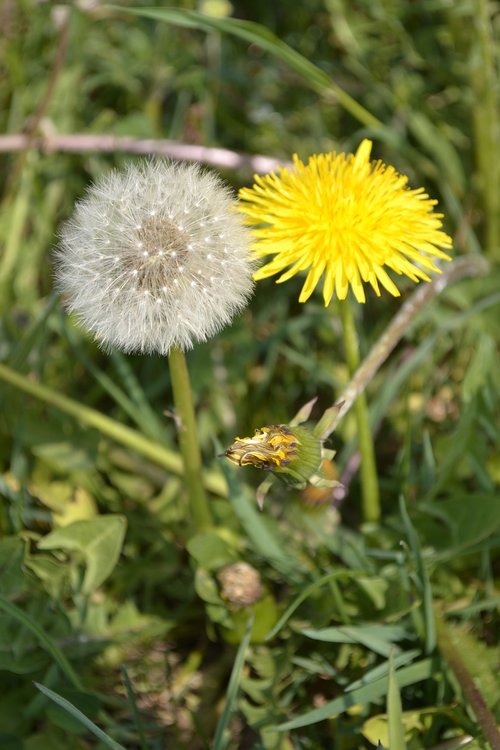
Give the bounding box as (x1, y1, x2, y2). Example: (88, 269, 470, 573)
(0, 0, 499, 748)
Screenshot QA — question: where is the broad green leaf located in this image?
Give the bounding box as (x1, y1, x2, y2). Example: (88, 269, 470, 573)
(38, 516, 127, 594)
(187, 530, 238, 570)
(362, 707, 466, 749)
(195, 567, 223, 605)
(223, 596, 279, 645)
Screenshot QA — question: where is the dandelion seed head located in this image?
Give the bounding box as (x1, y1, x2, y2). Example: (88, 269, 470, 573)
(238, 140, 453, 305)
(56, 160, 255, 354)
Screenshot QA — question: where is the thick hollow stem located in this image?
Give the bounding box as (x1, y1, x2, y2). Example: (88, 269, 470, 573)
(339, 301, 380, 523)
(168, 346, 213, 531)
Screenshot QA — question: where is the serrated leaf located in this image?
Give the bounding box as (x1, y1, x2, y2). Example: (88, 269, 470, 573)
(38, 516, 126, 594)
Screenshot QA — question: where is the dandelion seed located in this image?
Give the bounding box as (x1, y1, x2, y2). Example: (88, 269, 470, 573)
(56, 160, 255, 354)
(238, 140, 452, 305)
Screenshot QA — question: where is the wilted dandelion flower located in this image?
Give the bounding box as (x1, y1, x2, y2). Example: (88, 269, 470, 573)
(224, 400, 343, 508)
(225, 424, 322, 486)
(56, 160, 255, 354)
(238, 140, 452, 305)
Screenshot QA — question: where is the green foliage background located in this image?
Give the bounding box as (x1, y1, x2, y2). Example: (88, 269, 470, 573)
(0, 1, 499, 748)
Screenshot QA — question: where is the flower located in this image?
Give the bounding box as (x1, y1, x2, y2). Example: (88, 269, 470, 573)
(224, 399, 343, 508)
(218, 562, 263, 606)
(224, 424, 322, 486)
(238, 140, 452, 305)
(56, 160, 255, 354)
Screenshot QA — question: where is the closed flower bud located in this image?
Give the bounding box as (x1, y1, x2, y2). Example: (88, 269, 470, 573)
(225, 424, 323, 487)
(56, 160, 255, 354)
(224, 400, 344, 508)
(218, 562, 263, 606)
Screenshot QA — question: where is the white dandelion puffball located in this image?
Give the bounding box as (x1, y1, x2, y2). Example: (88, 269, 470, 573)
(56, 160, 256, 354)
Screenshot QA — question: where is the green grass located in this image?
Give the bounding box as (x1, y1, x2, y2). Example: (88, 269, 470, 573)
(0, 1, 499, 748)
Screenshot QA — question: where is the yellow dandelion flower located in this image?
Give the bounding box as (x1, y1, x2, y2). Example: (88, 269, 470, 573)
(238, 140, 452, 305)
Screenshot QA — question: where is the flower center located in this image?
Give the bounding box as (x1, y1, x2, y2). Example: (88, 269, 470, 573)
(224, 425, 299, 470)
(123, 217, 191, 293)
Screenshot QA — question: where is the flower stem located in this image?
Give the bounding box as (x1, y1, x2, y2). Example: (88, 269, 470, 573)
(435, 609, 500, 750)
(339, 300, 380, 523)
(168, 346, 213, 531)
(469, 0, 500, 261)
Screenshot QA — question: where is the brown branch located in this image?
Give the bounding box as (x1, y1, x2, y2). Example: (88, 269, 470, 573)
(328, 255, 490, 438)
(0, 133, 290, 174)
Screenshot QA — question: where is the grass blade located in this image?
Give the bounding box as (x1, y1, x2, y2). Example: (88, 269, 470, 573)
(0, 595, 83, 690)
(346, 649, 420, 692)
(221, 459, 301, 579)
(120, 665, 148, 750)
(0, 361, 227, 497)
(111, 5, 382, 130)
(276, 658, 435, 731)
(265, 570, 362, 641)
(34, 683, 127, 750)
(387, 649, 407, 750)
(399, 496, 436, 654)
(213, 615, 253, 750)
(301, 624, 407, 658)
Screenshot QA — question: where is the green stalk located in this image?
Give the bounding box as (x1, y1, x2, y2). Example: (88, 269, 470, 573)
(168, 346, 213, 530)
(0, 361, 227, 498)
(435, 610, 500, 750)
(470, 0, 500, 260)
(339, 300, 380, 523)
